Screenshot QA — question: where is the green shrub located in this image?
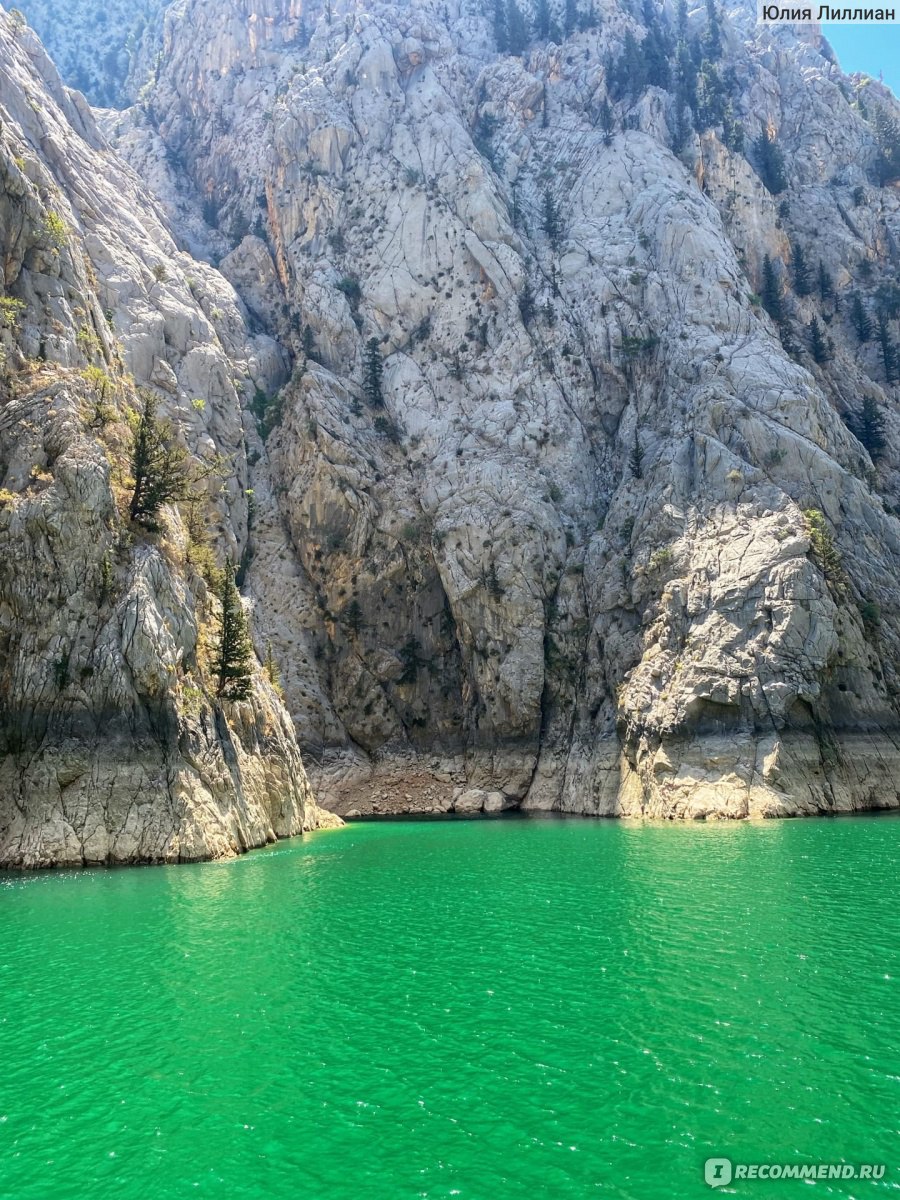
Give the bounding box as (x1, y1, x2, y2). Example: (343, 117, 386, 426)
(249, 387, 283, 439)
(336, 276, 362, 308)
(43, 211, 68, 249)
(860, 600, 881, 635)
(0, 297, 26, 325)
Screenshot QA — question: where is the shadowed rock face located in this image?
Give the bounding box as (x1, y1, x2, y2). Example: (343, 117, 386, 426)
(4, 0, 900, 828)
(0, 10, 336, 866)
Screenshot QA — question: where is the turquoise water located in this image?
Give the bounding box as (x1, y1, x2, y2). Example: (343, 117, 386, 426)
(0, 815, 897, 1199)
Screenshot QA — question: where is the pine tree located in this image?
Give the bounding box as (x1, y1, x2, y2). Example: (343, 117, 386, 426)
(694, 60, 724, 131)
(803, 508, 844, 590)
(818, 260, 834, 303)
(216, 561, 255, 702)
(542, 188, 562, 250)
(641, 0, 672, 91)
(487, 562, 504, 599)
(519, 278, 536, 327)
(609, 31, 646, 102)
(564, 0, 578, 36)
(629, 431, 644, 479)
(506, 0, 528, 54)
(599, 97, 615, 144)
(301, 323, 317, 361)
(807, 317, 830, 364)
(722, 104, 744, 153)
(850, 291, 873, 342)
(754, 128, 787, 194)
(676, 0, 688, 39)
(703, 0, 723, 59)
(398, 637, 422, 685)
(878, 311, 898, 384)
(792, 244, 813, 297)
(343, 597, 364, 635)
(872, 106, 900, 186)
(493, 0, 509, 52)
(876, 281, 900, 319)
(363, 337, 384, 407)
(672, 93, 691, 153)
(761, 256, 784, 324)
(675, 29, 697, 110)
(264, 641, 282, 691)
(535, 0, 551, 39)
(669, 29, 697, 152)
(855, 395, 887, 458)
(129, 391, 189, 529)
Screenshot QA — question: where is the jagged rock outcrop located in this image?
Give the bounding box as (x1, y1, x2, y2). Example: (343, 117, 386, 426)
(6, 0, 900, 824)
(0, 10, 337, 866)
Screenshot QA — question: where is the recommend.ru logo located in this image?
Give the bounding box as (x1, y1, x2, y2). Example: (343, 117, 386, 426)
(704, 1158, 887, 1187)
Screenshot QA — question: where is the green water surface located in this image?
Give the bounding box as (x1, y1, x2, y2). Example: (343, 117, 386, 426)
(1, 815, 897, 1199)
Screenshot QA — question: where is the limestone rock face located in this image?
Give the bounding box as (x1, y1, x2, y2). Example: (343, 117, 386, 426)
(0, 11, 335, 866)
(5, 0, 900, 824)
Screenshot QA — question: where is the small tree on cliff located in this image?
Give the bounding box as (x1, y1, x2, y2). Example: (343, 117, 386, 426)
(363, 337, 384, 408)
(598, 97, 615, 144)
(216, 561, 255, 702)
(872, 105, 900, 186)
(519, 278, 536, 327)
(850, 291, 873, 342)
(264, 641, 281, 687)
(761, 255, 784, 324)
(818, 260, 834, 303)
(807, 317, 831, 364)
(791, 243, 813, 297)
(129, 390, 189, 529)
(753, 128, 787, 194)
(535, 0, 551, 39)
(854, 395, 887, 459)
(629, 431, 644, 479)
(492, 0, 509, 52)
(506, 0, 529, 55)
(878, 311, 899, 384)
(722, 104, 744, 153)
(542, 188, 562, 250)
(703, 0, 723, 59)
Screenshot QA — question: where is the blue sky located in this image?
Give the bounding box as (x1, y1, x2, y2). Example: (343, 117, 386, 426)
(820, 24, 900, 96)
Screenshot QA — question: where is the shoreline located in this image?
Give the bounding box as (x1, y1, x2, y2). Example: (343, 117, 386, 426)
(3, 801, 898, 874)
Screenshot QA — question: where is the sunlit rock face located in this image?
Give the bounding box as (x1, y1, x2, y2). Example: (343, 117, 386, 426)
(4, 0, 900, 823)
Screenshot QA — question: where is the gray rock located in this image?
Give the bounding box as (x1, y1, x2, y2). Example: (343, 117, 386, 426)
(454, 789, 487, 814)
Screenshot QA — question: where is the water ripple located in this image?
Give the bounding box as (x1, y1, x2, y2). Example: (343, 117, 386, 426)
(0, 815, 898, 1198)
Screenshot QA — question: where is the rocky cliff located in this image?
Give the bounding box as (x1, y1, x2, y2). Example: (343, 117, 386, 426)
(0, 9, 337, 866)
(12, 0, 166, 107)
(5, 0, 900, 829)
